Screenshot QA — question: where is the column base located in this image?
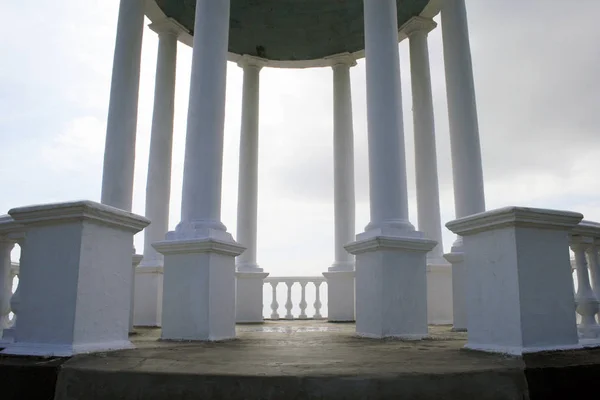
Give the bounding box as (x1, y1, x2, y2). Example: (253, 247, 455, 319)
(153, 229, 245, 341)
(323, 270, 355, 322)
(129, 254, 143, 333)
(134, 260, 164, 327)
(6, 201, 149, 357)
(426, 263, 453, 325)
(1, 340, 134, 357)
(236, 271, 269, 323)
(444, 249, 467, 331)
(346, 229, 436, 338)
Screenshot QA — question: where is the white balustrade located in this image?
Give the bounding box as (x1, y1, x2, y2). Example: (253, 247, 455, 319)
(0, 216, 23, 343)
(571, 221, 600, 338)
(264, 277, 326, 320)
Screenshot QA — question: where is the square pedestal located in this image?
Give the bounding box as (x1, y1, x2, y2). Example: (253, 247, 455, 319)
(447, 206, 583, 355)
(154, 233, 245, 341)
(346, 231, 436, 339)
(133, 263, 164, 327)
(444, 249, 467, 331)
(426, 263, 453, 325)
(1, 201, 149, 357)
(236, 271, 269, 323)
(323, 270, 355, 322)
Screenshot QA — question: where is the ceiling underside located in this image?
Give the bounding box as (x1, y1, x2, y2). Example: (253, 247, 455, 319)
(155, 0, 431, 61)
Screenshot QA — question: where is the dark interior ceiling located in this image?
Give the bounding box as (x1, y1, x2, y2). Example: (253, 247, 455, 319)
(155, 0, 431, 61)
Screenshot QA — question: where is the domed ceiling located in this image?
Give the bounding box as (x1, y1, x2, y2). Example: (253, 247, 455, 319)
(154, 0, 431, 61)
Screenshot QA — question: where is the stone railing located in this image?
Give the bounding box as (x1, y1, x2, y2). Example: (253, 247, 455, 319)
(264, 277, 327, 320)
(0, 215, 23, 343)
(570, 220, 600, 339)
(1, 262, 19, 331)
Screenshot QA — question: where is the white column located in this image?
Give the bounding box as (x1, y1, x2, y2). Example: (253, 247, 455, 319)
(346, 0, 436, 339)
(142, 22, 179, 268)
(405, 18, 444, 262)
(134, 20, 180, 328)
(331, 58, 356, 271)
(178, 0, 230, 230)
(323, 55, 356, 322)
(441, 0, 486, 332)
(363, 0, 411, 234)
(154, 0, 245, 341)
(100, 0, 145, 211)
(235, 56, 269, 324)
(441, 0, 486, 221)
(404, 17, 453, 326)
(236, 57, 263, 272)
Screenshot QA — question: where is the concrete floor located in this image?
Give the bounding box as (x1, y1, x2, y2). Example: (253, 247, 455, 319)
(3, 321, 600, 400)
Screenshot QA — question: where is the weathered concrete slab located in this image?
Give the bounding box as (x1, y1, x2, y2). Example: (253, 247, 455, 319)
(2, 322, 600, 399)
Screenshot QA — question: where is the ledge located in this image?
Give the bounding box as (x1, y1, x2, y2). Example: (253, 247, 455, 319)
(153, 237, 246, 257)
(8, 201, 150, 233)
(346, 236, 437, 255)
(0, 215, 23, 236)
(572, 220, 600, 238)
(446, 207, 583, 237)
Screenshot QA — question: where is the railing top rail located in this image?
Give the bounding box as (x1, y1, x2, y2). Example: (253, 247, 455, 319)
(264, 276, 326, 283)
(0, 215, 23, 235)
(572, 220, 600, 240)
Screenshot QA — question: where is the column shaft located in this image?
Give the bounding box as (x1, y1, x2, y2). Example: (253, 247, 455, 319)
(180, 0, 231, 227)
(236, 64, 261, 270)
(409, 29, 444, 260)
(332, 63, 356, 269)
(143, 31, 178, 264)
(101, 0, 145, 211)
(363, 0, 411, 232)
(441, 0, 485, 219)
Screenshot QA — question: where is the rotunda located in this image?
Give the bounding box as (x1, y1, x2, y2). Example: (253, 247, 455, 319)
(100, 0, 485, 340)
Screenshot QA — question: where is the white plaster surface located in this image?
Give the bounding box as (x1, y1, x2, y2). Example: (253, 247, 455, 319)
(154, 236, 245, 341)
(1, 201, 149, 357)
(426, 263, 453, 325)
(236, 272, 269, 323)
(130, 254, 143, 332)
(444, 248, 467, 331)
(323, 271, 355, 322)
(133, 265, 164, 327)
(447, 207, 583, 355)
(347, 232, 436, 338)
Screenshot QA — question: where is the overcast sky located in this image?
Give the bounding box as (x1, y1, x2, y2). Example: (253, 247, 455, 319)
(1, 0, 599, 276)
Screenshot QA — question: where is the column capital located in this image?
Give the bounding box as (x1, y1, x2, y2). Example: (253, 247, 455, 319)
(237, 55, 267, 70)
(149, 17, 188, 38)
(401, 16, 437, 38)
(325, 52, 357, 68)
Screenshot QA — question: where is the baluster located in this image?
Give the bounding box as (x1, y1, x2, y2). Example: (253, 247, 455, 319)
(586, 242, 600, 322)
(571, 241, 600, 338)
(0, 239, 14, 333)
(270, 281, 279, 320)
(285, 281, 294, 319)
(299, 281, 308, 319)
(313, 281, 323, 319)
(4, 237, 24, 340)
